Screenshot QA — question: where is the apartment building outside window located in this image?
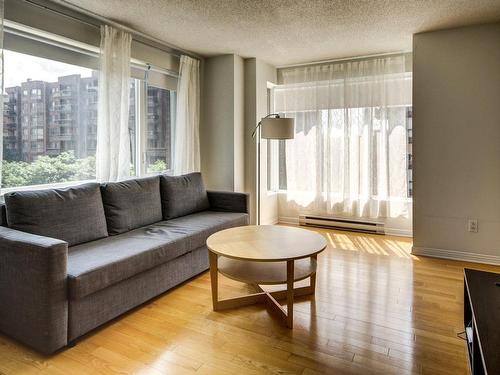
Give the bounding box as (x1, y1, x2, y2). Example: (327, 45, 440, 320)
(2, 49, 176, 190)
(145, 86, 173, 173)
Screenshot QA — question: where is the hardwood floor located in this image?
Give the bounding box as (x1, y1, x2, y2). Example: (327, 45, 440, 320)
(1, 227, 499, 375)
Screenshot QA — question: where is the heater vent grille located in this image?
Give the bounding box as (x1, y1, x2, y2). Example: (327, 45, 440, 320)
(299, 214, 385, 234)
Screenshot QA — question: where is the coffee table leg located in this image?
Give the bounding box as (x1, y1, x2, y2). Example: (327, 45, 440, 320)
(286, 260, 294, 328)
(209, 251, 219, 311)
(310, 254, 317, 293)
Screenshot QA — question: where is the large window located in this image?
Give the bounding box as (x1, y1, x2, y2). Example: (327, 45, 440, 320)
(2, 49, 175, 190)
(271, 55, 412, 233)
(3, 50, 98, 188)
(271, 105, 413, 198)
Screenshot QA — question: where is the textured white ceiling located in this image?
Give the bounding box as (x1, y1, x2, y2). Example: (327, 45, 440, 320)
(62, 0, 500, 66)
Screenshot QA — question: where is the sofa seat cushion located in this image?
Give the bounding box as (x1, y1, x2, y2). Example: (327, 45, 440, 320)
(67, 211, 249, 299)
(101, 176, 162, 235)
(4, 183, 108, 246)
(155, 211, 249, 250)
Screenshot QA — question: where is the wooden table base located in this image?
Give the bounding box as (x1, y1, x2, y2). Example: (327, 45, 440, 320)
(209, 252, 317, 328)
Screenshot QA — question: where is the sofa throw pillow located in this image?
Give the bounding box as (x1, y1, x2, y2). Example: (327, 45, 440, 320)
(101, 176, 163, 235)
(160, 172, 210, 220)
(5, 183, 108, 246)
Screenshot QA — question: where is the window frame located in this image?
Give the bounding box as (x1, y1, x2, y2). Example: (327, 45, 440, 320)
(133, 80, 176, 178)
(1, 23, 178, 195)
(266, 84, 280, 193)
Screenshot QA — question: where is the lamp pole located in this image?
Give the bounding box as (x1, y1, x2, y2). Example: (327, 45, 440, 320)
(257, 124, 261, 225)
(253, 114, 280, 225)
(253, 114, 294, 225)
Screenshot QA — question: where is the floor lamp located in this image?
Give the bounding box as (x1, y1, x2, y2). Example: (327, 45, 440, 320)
(252, 114, 295, 225)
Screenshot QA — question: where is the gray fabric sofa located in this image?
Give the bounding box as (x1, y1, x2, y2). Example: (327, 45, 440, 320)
(0, 172, 248, 354)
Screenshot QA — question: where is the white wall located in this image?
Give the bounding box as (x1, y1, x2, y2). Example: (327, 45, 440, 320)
(233, 57, 245, 192)
(243, 59, 257, 223)
(202, 55, 278, 223)
(412, 22, 500, 264)
(244, 58, 278, 224)
(257, 61, 279, 225)
(201, 54, 245, 191)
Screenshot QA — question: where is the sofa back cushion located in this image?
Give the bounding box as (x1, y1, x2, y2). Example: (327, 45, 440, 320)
(0, 204, 6, 227)
(4, 183, 108, 246)
(101, 176, 163, 235)
(160, 172, 210, 219)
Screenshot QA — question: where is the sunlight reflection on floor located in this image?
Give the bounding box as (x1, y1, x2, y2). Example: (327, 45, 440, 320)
(323, 230, 417, 259)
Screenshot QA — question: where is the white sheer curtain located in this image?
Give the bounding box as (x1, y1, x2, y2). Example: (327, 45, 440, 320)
(96, 25, 132, 182)
(274, 55, 412, 222)
(173, 55, 200, 175)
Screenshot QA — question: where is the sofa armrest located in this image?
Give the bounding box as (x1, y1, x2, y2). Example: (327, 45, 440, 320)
(207, 190, 249, 214)
(0, 227, 68, 354)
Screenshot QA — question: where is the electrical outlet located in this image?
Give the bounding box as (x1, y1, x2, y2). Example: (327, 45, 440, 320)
(467, 219, 478, 233)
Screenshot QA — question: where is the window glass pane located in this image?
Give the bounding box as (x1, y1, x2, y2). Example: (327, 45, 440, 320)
(129, 79, 137, 176)
(276, 106, 413, 198)
(2, 50, 98, 188)
(406, 106, 413, 198)
(2, 50, 139, 189)
(278, 139, 287, 190)
(145, 85, 174, 173)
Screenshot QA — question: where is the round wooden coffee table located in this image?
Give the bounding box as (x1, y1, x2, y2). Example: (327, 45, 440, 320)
(206, 225, 327, 328)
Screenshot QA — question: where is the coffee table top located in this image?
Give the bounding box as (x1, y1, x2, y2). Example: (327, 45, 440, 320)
(206, 225, 327, 262)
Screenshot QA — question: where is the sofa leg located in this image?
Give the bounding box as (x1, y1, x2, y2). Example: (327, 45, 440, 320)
(67, 340, 77, 348)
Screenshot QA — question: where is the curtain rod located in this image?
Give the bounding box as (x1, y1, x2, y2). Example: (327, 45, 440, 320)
(276, 51, 412, 69)
(23, 0, 202, 61)
(4, 21, 180, 79)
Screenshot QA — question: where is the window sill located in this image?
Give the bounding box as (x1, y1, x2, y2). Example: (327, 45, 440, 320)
(0, 169, 175, 203)
(0, 179, 96, 199)
(275, 190, 413, 202)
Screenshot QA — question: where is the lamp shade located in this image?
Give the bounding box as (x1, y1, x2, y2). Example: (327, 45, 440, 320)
(261, 117, 295, 139)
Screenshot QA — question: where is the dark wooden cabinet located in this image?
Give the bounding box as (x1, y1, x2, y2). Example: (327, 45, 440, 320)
(463, 269, 500, 375)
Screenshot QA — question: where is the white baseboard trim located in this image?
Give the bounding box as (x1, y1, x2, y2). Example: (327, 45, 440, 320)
(384, 228, 413, 237)
(412, 246, 500, 266)
(278, 216, 299, 225)
(278, 216, 413, 238)
(261, 218, 279, 225)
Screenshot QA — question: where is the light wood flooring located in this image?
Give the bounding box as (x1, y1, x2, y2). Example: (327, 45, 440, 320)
(1, 227, 499, 375)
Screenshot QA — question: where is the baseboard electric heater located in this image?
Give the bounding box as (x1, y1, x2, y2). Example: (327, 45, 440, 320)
(298, 214, 385, 235)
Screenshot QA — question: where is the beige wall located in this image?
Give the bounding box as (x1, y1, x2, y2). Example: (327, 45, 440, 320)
(412, 22, 500, 264)
(200, 55, 245, 191)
